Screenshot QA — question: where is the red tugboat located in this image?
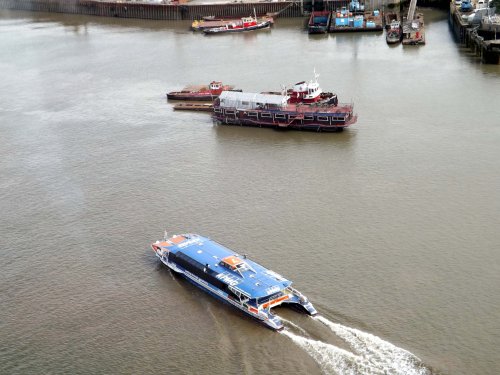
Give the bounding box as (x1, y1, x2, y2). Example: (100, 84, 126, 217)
(386, 20, 403, 44)
(202, 15, 273, 35)
(287, 72, 338, 105)
(166, 81, 239, 101)
(264, 72, 338, 106)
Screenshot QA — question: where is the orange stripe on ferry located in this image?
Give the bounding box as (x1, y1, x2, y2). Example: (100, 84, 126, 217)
(262, 295, 289, 309)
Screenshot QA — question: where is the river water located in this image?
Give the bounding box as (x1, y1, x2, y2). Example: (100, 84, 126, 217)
(1, 8, 499, 375)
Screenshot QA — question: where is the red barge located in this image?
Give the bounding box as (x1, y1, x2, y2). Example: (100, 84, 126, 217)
(166, 81, 239, 101)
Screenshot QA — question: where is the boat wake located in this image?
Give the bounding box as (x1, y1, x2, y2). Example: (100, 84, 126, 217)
(279, 316, 431, 375)
(280, 317, 309, 335)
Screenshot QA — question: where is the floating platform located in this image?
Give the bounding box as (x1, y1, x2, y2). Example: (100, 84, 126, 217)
(173, 102, 214, 112)
(402, 13, 425, 45)
(328, 10, 383, 33)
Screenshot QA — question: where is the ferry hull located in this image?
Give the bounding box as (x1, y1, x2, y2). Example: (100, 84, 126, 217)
(212, 112, 357, 132)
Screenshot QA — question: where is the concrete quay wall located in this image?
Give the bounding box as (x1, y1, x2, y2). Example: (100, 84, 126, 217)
(0, 0, 344, 20)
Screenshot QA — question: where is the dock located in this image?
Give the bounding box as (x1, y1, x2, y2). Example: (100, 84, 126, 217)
(449, 2, 500, 64)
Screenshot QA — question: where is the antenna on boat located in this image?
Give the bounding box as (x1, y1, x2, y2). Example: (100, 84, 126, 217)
(313, 67, 320, 84)
(164, 230, 168, 240)
(280, 83, 287, 96)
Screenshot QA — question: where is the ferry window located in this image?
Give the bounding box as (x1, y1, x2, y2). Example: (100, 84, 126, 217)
(242, 101, 249, 105)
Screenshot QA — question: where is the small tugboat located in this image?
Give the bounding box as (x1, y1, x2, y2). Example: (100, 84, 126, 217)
(287, 72, 337, 104)
(386, 20, 403, 44)
(166, 81, 238, 101)
(202, 15, 273, 35)
(308, 10, 331, 34)
(212, 90, 356, 132)
(152, 233, 317, 331)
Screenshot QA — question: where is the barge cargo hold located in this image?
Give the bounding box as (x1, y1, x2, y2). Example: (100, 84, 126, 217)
(308, 11, 331, 34)
(152, 233, 317, 331)
(212, 91, 357, 132)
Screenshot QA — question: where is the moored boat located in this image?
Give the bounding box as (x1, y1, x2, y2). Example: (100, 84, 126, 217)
(212, 91, 357, 132)
(152, 233, 317, 331)
(202, 16, 273, 35)
(166, 81, 239, 101)
(386, 20, 403, 44)
(287, 72, 337, 104)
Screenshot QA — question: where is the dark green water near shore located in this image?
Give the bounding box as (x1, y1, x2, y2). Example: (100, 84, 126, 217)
(1, 8, 499, 375)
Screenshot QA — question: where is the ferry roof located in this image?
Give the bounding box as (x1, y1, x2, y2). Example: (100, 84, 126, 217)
(158, 234, 292, 299)
(219, 91, 289, 106)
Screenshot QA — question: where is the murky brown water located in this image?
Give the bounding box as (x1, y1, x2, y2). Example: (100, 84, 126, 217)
(1, 8, 499, 375)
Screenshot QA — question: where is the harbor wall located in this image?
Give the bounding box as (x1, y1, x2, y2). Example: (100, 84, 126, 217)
(0, 0, 315, 20)
(0, 0, 420, 20)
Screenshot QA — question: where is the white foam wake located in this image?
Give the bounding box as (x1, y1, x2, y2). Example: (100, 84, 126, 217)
(281, 330, 382, 375)
(280, 317, 308, 335)
(314, 316, 431, 375)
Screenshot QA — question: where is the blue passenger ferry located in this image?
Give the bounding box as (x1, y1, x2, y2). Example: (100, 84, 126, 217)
(151, 233, 317, 331)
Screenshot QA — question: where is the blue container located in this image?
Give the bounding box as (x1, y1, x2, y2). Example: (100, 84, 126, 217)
(335, 17, 348, 26)
(366, 21, 376, 28)
(373, 10, 379, 16)
(353, 16, 363, 27)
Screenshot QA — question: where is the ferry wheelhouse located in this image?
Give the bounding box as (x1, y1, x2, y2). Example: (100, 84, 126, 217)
(152, 233, 317, 331)
(213, 91, 357, 132)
